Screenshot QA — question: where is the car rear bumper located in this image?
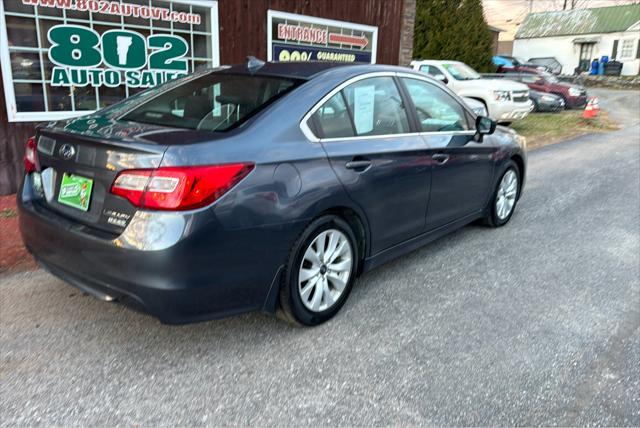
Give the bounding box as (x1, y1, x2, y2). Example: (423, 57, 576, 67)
(18, 181, 300, 324)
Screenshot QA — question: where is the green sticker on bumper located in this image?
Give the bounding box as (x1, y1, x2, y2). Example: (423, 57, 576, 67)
(58, 173, 93, 211)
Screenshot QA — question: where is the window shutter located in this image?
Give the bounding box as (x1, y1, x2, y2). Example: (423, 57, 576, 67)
(636, 40, 640, 59)
(612, 40, 618, 59)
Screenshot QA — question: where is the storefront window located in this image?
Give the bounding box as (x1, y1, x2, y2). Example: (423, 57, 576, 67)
(0, 0, 219, 122)
(3, 2, 35, 14)
(46, 85, 72, 111)
(74, 86, 98, 111)
(14, 83, 45, 112)
(99, 85, 127, 109)
(10, 52, 42, 80)
(6, 16, 39, 47)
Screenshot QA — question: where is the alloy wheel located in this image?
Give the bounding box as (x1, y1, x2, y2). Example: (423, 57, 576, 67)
(298, 229, 353, 312)
(496, 169, 518, 220)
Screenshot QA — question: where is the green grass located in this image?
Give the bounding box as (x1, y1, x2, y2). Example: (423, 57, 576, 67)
(511, 110, 618, 150)
(0, 208, 17, 218)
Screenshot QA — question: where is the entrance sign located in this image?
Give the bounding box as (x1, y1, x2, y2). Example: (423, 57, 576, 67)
(267, 10, 377, 64)
(0, 0, 219, 122)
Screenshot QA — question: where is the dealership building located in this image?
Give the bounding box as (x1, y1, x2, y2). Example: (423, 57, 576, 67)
(0, 0, 416, 194)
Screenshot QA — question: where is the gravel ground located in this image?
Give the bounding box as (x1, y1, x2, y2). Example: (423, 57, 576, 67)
(1, 90, 638, 426)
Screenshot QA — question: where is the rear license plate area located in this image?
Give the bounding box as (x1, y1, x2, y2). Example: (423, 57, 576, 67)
(57, 173, 93, 212)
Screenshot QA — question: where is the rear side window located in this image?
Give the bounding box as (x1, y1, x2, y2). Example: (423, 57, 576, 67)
(310, 76, 410, 139)
(342, 77, 410, 136)
(312, 93, 354, 139)
(122, 73, 301, 132)
(402, 77, 469, 132)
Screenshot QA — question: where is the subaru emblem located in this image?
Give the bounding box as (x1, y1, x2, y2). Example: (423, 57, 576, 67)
(58, 143, 76, 160)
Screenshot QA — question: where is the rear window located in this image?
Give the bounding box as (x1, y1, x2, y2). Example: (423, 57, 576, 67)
(122, 73, 302, 132)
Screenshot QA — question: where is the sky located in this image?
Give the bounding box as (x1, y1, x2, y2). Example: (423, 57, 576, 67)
(483, 0, 640, 40)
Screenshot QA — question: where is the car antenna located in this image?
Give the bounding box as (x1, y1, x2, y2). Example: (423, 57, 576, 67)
(246, 56, 265, 74)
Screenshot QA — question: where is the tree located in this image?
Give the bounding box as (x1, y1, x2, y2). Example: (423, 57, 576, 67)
(413, 0, 494, 72)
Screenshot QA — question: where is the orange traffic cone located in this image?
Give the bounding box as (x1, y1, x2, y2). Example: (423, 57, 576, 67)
(591, 97, 600, 115)
(583, 97, 598, 119)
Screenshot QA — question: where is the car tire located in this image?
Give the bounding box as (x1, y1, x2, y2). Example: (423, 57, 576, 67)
(278, 215, 359, 326)
(482, 161, 520, 227)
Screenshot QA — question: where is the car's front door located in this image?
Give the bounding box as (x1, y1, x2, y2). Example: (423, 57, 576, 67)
(399, 76, 495, 230)
(312, 76, 430, 254)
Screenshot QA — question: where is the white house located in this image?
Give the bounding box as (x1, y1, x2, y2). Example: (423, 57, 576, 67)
(513, 4, 640, 76)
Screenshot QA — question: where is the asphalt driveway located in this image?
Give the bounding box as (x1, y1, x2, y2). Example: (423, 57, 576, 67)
(1, 90, 638, 426)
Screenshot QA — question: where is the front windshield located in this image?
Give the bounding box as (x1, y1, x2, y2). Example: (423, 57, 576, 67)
(513, 56, 527, 65)
(442, 63, 481, 81)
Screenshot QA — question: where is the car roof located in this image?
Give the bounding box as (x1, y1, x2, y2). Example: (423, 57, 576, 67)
(411, 59, 462, 65)
(216, 61, 357, 80)
(215, 61, 417, 80)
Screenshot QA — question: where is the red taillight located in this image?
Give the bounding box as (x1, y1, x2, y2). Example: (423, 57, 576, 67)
(24, 136, 38, 173)
(111, 163, 254, 211)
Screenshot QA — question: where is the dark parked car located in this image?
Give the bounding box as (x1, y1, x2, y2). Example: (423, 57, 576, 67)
(529, 90, 565, 112)
(527, 57, 563, 75)
(19, 61, 527, 326)
(500, 71, 587, 109)
(492, 55, 551, 74)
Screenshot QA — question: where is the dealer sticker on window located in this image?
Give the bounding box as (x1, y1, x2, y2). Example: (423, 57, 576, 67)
(58, 173, 93, 212)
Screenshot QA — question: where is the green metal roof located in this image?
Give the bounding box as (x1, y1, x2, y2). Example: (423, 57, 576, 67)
(515, 4, 640, 39)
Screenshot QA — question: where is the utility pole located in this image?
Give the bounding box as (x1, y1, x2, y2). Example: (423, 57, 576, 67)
(563, 0, 568, 10)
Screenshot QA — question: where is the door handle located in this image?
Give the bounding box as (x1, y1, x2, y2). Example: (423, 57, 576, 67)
(345, 159, 372, 171)
(431, 153, 450, 164)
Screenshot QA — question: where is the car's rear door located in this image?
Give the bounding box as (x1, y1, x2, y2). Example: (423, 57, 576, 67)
(312, 75, 430, 254)
(399, 76, 495, 230)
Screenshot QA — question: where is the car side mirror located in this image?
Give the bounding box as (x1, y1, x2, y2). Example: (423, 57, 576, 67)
(434, 74, 448, 84)
(475, 116, 496, 142)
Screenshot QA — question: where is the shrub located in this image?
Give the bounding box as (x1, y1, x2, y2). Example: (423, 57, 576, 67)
(413, 0, 494, 72)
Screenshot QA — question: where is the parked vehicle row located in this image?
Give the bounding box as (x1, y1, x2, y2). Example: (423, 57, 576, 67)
(493, 55, 562, 75)
(490, 55, 587, 111)
(498, 71, 588, 109)
(410, 60, 533, 124)
(410, 57, 586, 117)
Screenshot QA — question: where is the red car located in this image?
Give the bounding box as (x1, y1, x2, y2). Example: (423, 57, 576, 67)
(501, 70, 588, 109)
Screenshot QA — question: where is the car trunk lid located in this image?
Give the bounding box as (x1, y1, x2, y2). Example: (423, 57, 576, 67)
(33, 119, 175, 235)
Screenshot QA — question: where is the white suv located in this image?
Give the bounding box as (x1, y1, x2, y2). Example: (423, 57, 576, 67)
(410, 60, 533, 124)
